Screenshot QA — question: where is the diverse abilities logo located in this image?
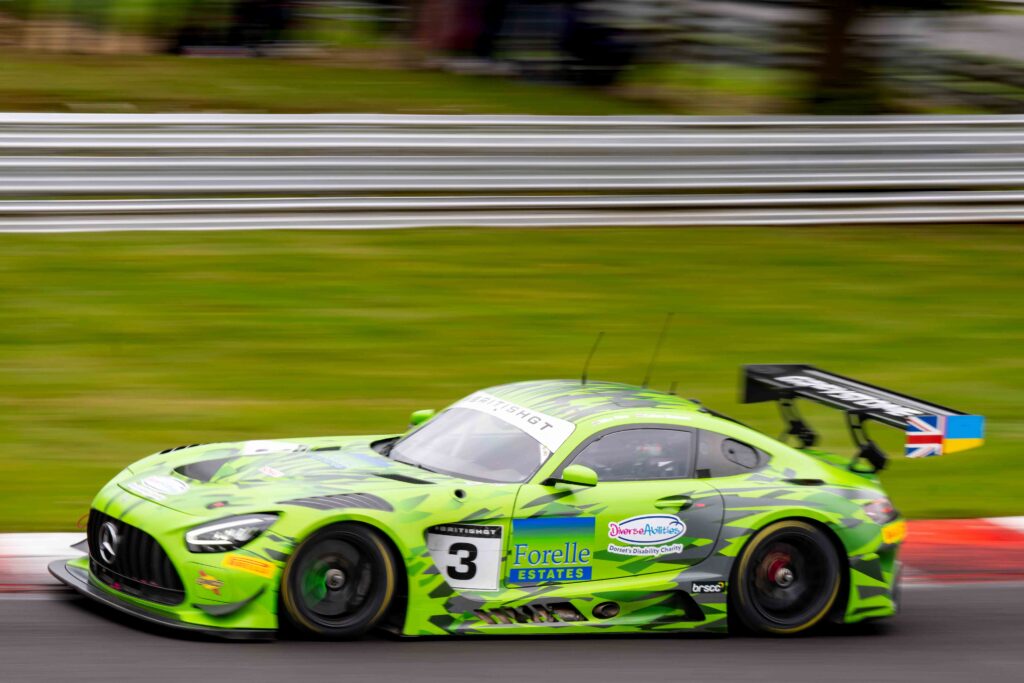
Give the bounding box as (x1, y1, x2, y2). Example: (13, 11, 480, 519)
(607, 514, 686, 557)
(608, 515, 686, 545)
(508, 517, 594, 585)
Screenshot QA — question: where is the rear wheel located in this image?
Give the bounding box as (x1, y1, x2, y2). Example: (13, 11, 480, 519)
(731, 520, 842, 635)
(280, 523, 397, 639)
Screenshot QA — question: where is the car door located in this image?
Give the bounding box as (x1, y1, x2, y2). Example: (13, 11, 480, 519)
(507, 425, 724, 587)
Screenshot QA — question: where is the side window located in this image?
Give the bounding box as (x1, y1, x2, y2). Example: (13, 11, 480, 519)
(566, 428, 694, 482)
(695, 430, 767, 478)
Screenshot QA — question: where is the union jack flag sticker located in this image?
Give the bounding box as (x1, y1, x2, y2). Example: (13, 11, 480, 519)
(905, 415, 945, 458)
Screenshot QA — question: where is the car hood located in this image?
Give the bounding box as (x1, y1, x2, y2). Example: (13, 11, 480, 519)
(117, 435, 462, 516)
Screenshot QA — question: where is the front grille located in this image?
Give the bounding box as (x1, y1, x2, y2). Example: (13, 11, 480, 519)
(87, 509, 185, 605)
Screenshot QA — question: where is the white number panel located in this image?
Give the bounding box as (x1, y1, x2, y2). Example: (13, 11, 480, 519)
(426, 523, 503, 591)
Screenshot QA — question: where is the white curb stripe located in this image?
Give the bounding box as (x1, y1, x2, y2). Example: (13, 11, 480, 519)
(0, 533, 85, 556)
(0, 534, 85, 587)
(985, 516, 1024, 534)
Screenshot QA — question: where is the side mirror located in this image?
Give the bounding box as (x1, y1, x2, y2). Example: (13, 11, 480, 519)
(408, 409, 436, 428)
(548, 464, 598, 488)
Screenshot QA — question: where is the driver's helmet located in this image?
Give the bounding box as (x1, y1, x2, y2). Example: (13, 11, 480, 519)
(635, 441, 665, 459)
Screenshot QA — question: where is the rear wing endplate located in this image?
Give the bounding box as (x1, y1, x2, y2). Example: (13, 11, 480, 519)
(741, 364, 984, 472)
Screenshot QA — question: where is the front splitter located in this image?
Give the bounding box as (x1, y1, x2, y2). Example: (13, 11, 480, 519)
(48, 559, 275, 641)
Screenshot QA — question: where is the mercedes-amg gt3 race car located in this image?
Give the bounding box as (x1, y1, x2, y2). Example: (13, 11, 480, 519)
(51, 365, 985, 640)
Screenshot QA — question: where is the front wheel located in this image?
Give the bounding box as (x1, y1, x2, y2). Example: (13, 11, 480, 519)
(731, 520, 842, 636)
(280, 523, 398, 639)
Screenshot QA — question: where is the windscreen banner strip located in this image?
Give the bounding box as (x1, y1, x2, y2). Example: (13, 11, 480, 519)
(453, 391, 575, 452)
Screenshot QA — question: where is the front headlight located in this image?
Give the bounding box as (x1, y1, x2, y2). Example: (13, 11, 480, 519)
(185, 513, 278, 553)
(863, 498, 898, 525)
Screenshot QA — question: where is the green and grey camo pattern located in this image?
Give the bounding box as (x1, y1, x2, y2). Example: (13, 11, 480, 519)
(61, 380, 900, 637)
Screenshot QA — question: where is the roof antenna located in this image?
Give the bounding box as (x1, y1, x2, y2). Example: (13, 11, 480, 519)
(669, 381, 679, 395)
(641, 312, 674, 389)
(581, 331, 605, 385)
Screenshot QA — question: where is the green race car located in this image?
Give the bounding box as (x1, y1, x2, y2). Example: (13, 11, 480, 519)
(51, 364, 984, 640)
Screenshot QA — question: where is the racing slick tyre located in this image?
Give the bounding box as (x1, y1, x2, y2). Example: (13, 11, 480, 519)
(280, 523, 398, 639)
(730, 520, 842, 636)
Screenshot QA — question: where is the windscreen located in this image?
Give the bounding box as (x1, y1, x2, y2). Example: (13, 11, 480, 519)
(390, 408, 552, 483)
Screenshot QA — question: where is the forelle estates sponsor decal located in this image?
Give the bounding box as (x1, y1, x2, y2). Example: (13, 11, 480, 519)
(508, 517, 594, 585)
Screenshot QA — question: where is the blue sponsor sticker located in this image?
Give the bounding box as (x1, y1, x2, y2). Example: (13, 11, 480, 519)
(508, 517, 594, 585)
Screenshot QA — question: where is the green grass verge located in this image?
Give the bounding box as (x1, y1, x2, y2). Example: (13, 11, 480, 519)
(0, 52, 663, 114)
(630, 62, 802, 100)
(0, 227, 1021, 529)
(624, 62, 805, 114)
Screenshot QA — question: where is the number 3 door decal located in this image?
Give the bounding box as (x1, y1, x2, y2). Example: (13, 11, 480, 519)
(427, 524, 502, 591)
(447, 542, 478, 579)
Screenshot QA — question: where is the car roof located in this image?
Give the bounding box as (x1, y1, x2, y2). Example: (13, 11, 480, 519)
(483, 380, 703, 424)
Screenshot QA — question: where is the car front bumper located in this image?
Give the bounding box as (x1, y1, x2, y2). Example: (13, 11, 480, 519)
(49, 558, 276, 641)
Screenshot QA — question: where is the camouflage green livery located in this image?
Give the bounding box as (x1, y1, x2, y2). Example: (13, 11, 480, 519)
(52, 379, 906, 638)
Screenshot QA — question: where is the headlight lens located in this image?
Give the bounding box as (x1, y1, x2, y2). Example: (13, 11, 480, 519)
(185, 513, 278, 553)
(863, 498, 898, 525)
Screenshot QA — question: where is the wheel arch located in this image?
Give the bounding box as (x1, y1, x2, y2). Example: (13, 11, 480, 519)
(278, 515, 411, 634)
(727, 515, 851, 632)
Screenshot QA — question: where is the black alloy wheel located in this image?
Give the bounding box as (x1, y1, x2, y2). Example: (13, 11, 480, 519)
(280, 523, 397, 639)
(731, 520, 842, 635)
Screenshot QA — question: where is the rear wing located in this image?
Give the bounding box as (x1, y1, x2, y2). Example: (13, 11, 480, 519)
(742, 364, 985, 472)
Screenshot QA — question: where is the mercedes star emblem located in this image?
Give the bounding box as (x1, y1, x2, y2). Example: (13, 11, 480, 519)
(98, 521, 120, 564)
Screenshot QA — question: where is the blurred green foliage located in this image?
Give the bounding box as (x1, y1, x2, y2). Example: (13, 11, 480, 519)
(0, 227, 1020, 529)
(0, 52, 661, 114)
(5, 1, 195, 32)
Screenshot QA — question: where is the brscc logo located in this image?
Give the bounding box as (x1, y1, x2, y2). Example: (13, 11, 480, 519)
(691, 581, 726, 593)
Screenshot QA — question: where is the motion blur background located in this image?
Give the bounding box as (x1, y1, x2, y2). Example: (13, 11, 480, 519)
(0, 1, 1021, 532)
(2, 0, 1024, 113)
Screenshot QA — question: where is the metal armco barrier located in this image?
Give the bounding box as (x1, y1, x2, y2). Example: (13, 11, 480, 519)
(0, 113, 1022, 232)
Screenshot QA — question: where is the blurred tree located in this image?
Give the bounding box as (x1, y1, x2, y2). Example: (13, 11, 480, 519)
(228, 0, 296, 51)
(473, 0, 508, 59)
(809, 0, 977, 112)
(560, 1, 638, 86)
(4, 0, 34, 46)
(71, 0, 112, 52)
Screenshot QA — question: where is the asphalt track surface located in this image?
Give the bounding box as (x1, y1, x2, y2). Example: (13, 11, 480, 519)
(2, 583, 1022, 683)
